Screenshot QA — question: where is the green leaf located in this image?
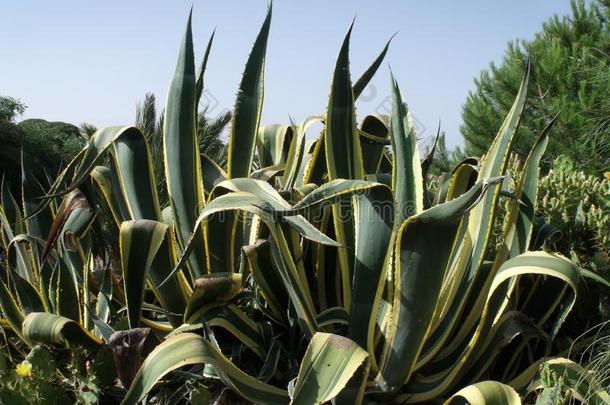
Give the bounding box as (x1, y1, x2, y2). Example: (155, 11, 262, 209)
(317, 306, 349, 328)
(348, 185, 393, 352)
(303, 132, 327, 185)
(227, 4, 272, 178)
(201, 153, 227, 195)
(41, 189, 91, 264)
(26, 345, 57, 379)
(325, 21, 364, 181)
(195, 29, 216, 108)
(257, 124, 294, 167)
(268, 226, 319, 337)
(159, 190, 338, 288)
(325, 23, 366, 308)
(420, 125, 441, 182)
(208, 6, 272, 274)
(445, 380, 521, 405)
(0, 278, 26, 342)
(119, 220, 169, 328)
(292, 332, 369, 405)
(243, 239, 287, 323)
(399, 251, 579, 402)
(389, 72, 424, 223)
(53, 260, 80, 321)
(507, 117, 555, 257)
(466, 62, 530, 271)
(379, 179, 501, 391)
(3, 250, 45, 315)
(0, 213, 31, 280)
(258, 339, 283, 382)
(112, 132, 187, 322)
(21, 150, 53, 243)
(210, 178, 340, 247)
(184, 273, 242, 321)
(90, 165, 130, 226)
(359, 115, 391, 174)
(511, 357, 610, 405)
(496, 252, 579, 340)
(163, 11, 206, 278)
(290, 179, 387, 212)
(353, 34, 395, 100)
(94, 265, 113, 339)
(282, 115, 323, 190)
(59, 205, 95, 287)
(56, 126, 138, 192)
(113, 125, 162, 221)
(411, 67, 531, 388)
(187, 303, 267, 359)
(1, 175, 24, 240)
(22, 312, 102, 350)
(122, 333, 289, 405)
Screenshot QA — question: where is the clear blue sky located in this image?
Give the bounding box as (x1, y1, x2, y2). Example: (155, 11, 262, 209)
(1, 1, 574, 148)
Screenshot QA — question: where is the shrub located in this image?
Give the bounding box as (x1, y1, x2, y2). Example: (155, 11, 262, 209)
(1, 5, 607, 404)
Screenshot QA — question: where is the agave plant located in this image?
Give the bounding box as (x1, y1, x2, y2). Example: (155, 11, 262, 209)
(1, 4, 609, 405)
(0, 154, 107, 358)
(134, 91, 232, 208)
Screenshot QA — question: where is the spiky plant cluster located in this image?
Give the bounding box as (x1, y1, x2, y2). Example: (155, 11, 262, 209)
(538, 155, 610, 272)
(1, 4, 609, 405)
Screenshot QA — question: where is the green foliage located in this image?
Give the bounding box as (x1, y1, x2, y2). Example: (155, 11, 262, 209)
(1, 5, 608, 405)
(79, 122, 98, 138)
(493, 154, 609, 270)
(535, 362, 571, 405)
(0, 96, 26, 123)
(0, 96, 27, 189)
(537, 156, 610, 338)
(198, 106, 231, 166)
(0, 345, 109, 404)
(490, 154, 609, 342)
(461, 0, 610, 174)
(134, 93, 167, 208)
(0, 96, 85, 192)
(426, 131, 465, 175)
(538, 156, 610, 272)
(521, 358, 610, 404)
(17, 119, 84, 170)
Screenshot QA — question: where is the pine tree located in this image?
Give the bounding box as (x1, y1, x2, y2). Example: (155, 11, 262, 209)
(461, 0, 610, 174)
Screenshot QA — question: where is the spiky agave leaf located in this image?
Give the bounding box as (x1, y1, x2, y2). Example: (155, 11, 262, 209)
(163, 10, 207, 278)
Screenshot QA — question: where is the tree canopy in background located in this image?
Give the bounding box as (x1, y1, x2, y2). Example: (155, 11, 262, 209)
(0, 95, 85, 192)
(0, 91, 231, 196)
(0, 95, 25, 122)
(461, 0, 610, 174)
